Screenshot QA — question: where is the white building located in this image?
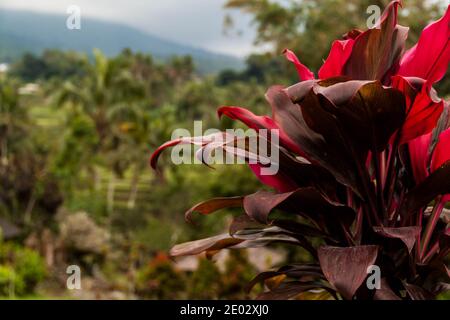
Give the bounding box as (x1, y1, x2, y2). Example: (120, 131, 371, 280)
(19, 83, 40, 95)
(0, 63, 9, 74)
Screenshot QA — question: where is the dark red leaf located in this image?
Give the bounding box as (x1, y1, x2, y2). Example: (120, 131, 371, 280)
(314, 80, 406, 152)
(374, 279, 401, 300)
(318, 245, 379, 300)
(256, 281, 327, 300)
(262, 147, 339, 197)
(229, 214, 331, 241)
(170, 234, 243, 257)
(403, 282, 435, 300)
(243, 190, 294, 224)
(218, 105, 304, 156)
(269, 84, 364, 195)
(243, 188, 355, 226)
(171, 221, 322, 258)
(439, 231, 449, 258)
(401, 161, 450, 219)
(185, 196, 243, 222)
(245, 271, 282, 293)
(343, 0, 408, 81)
(248, 163, 298, 193)
(373, 226, 420, 253)
(229, 215, 265, 236)
(277, 264, 324, 279)
(272, 219, 336, 241)
(276, 81, 405, 197)
(229, 214, 318, 258)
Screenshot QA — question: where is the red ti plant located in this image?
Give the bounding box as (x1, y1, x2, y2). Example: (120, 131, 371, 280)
(151, 1, 450, 300)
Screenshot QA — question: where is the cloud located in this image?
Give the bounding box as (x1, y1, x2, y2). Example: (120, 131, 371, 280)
(0, 0, 257, 57)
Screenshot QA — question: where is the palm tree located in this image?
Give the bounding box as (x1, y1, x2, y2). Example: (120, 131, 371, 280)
(56, 49, 149, 215)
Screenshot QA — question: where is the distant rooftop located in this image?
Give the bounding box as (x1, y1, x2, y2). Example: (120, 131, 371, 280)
(0, 63, 9, 73)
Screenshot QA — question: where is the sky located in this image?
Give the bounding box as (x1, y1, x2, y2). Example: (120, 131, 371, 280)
(0, 0, 258, 57)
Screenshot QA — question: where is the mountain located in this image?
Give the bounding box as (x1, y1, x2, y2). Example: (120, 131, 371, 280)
(0, 9, 244, 74)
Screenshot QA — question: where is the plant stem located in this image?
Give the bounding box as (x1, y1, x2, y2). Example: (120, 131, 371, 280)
(420, 197, 445, 260)
(415, 208, 424, 259)
(380, 150, 387, 189)
(353, 206, 364, 245)
(346, 188, 354, 209)
(422, 240, 439, 263)
(372, 149, 386, 220)
(384, 135, 400, 207)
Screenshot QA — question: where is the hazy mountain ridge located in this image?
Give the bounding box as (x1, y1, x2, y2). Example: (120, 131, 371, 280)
(0, 9, 244, 74)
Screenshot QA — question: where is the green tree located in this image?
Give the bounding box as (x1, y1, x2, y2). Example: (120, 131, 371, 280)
(225, 0, 446, 72)
(0, 77, 63, 226)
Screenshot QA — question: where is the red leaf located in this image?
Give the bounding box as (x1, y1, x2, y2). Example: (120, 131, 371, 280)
(431, 127, 450, 171)
(249, 163, 298, 193)
(283, 49, 315, 81)
(392, 76, 444, 144)
(150, 132, 230, 169)
(218, 106, 303, 155)
(408, 133, 432, 184)
(318, 39, 355, 79)
(398, 5, 450, 84)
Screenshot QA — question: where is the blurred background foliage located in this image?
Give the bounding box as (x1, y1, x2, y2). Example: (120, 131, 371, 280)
(0, 0, 448, 299)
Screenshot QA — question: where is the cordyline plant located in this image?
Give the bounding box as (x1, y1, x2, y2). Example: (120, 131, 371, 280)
(151, 1, 449, 300)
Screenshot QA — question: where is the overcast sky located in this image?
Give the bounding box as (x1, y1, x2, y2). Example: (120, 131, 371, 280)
(0, 0, 258, 57)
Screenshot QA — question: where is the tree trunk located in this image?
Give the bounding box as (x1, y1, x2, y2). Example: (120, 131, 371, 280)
(107, 173, 116, 215)
(1, 138, 8, 166)
(24, 191, 37, 225)
(127, 166, 140, 209)
(93, 166, 101, 191)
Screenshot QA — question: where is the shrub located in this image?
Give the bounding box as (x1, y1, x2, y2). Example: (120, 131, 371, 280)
(152, 1, 450, 300)
(0, 243, 46, 296)
(187, 258, 222, 299)
(135, 252, 186, 299)
(0, 265, 25, 297)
